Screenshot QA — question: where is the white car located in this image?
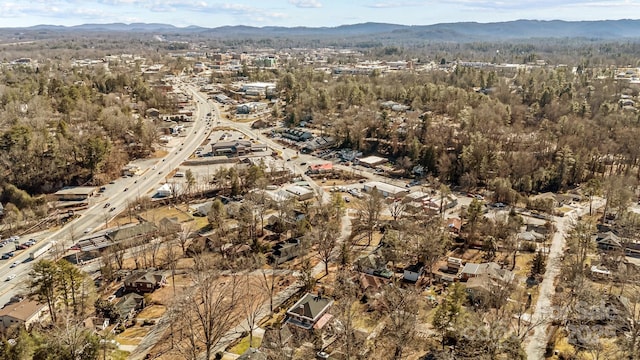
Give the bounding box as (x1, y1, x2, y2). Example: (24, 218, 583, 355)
(10, 261, 20, 268)
(6, 274, 16, 281)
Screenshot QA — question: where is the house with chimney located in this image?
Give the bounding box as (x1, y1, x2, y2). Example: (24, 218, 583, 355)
(123, 270, 166, 294)
(285, 292, 333, 330)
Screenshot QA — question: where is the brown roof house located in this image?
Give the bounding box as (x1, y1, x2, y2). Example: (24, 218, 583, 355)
(0, 300, 47, 332)
(285, 293, 333, 330)
(123, 270, 167, 294)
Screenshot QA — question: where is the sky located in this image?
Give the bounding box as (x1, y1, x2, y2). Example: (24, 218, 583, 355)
(0, 0, 639, 28)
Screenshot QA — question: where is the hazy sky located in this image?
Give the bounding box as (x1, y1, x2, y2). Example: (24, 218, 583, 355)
(1, 0, 639, 28)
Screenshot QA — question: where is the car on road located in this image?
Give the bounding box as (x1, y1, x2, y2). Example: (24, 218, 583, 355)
(124, 188, 128, 192)
(10, 261, 20, 268)
(5, 274, 16, 281)
(104, 203, 111, 208)
(300, 162, 307, 166)
(110, 207, 116, 212)
(84, 228, 93, 234)
(109, 181, 116, 184)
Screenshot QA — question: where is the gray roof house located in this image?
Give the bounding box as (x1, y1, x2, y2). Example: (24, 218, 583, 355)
(285, 293, 333, 330)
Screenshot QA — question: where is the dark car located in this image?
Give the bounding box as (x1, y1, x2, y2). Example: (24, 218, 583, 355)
(110, 207, 116, 212)
(300, 162, 307, 166)
(104, 203, 111, 208)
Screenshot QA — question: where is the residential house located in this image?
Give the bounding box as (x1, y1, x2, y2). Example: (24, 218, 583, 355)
(123, 270, 166, 294)
(270, 238, 303, 265)
(0, 300, 46, 332)
(462, 263, 515, 306)
(529, 192, 559, 208)
(237, 349, 267, 360)
(354, 254, 392, 279)
(260, 325, 293, 352)
(158, 216, 182, 234)
(285, 293, 333, 330)
(83, 317, 110, 332)
(357, 273, 390, 297)
(115, 293, 145, 320)
(445, 218, 462, 234)
(590, 265, 612, 279)
(404, 262, 425, 282)
(518, 230, 545, 242)
(460, 262, 514, 283)
(595, 231, 622, 251)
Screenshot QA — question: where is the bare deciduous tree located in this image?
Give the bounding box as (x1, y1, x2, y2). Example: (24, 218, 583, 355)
(170, 266, 239, 360)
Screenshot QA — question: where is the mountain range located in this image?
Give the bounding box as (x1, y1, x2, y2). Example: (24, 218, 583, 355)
(6, 19, 640, 43)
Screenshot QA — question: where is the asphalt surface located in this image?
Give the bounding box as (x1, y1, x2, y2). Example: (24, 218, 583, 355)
(0, 83, 215, 306)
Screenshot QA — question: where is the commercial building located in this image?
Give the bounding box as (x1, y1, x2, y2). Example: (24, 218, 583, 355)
(362, 181, 409, 198)
(0, 300, 46, 332)
(54, 187, 97, 201)
(242, 82, 276, 97)
(357, 156, 388, 168)
(211, 140, 268, 156)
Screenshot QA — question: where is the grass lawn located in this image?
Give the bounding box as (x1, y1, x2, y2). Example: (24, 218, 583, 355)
(351, 302, 379, 332)
(137, 305, 167, 319)
(116, 326, 151, 346)
(228, 335, 263, 355)
(108, 350, 130, 360)
(139, 206, 193, 223)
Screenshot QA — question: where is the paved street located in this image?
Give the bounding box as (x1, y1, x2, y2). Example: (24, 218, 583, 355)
(524, 198, 605, 359)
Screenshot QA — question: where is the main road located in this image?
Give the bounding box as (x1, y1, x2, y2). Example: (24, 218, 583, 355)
(0, 83, 215, 305)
